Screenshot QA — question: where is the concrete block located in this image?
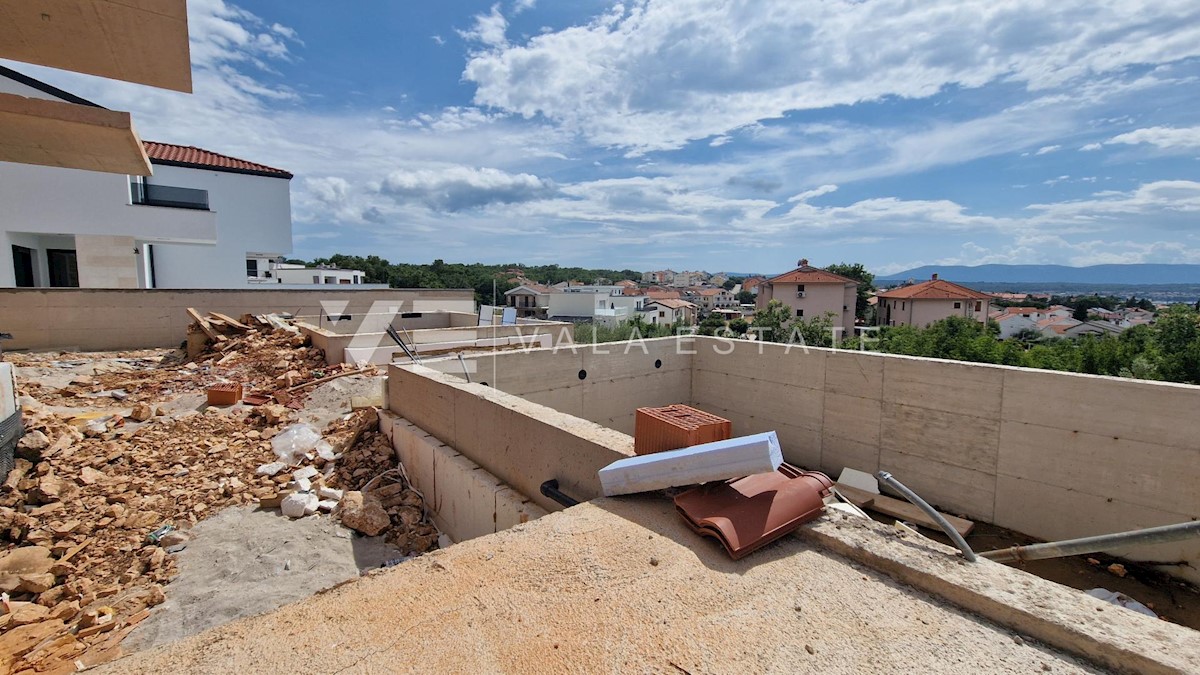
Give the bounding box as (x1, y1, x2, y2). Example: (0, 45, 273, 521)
(432, 448, 502, 542)
(1001, 368, 1200, 451)
(389, 365, 457, 448)
(495, 487, 549, 531)
(877, 447, 996, 521)
(599, 431, 783, 496)
(881, 356, 1004, 415)
(880, 402, 999, 473)
(823, 350, 884, 399)
(818, 433, 880, 477)
(694, 339, 827, 391)
(998, 420, 1200, 515)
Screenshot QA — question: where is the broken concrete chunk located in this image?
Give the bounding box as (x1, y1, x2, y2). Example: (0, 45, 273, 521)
(337, 491, 390, 536)
(317, 499, 339, 512)
(280, 492, 319, 519)
(317, 486, 343, 501)
(293, 466, 319, 481)
(256, 461, 288, 477)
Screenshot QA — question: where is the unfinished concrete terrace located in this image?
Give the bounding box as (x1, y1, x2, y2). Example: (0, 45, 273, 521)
(3, 325, 1200, 673)
(296, 309, 573, 366)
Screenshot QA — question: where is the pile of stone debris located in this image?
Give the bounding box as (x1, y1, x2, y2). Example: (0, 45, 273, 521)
(0, 318, 439, 674)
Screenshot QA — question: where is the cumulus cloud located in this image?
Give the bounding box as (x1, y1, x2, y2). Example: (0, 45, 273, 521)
(458, 4, 509, 48)
(1106, 126, 1200, 150)
(463, 0, 1200, 153)
(1034, 144, 1061, 155)
(379, 166, 557, 211)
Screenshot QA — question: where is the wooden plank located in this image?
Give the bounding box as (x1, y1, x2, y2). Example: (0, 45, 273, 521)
(209, 312, 251, 332)
(835, 483, 975, 537)
(185, 308, 218, 341)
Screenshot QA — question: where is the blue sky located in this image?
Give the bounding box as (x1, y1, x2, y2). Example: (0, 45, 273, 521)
(6, 0, 1200, 275)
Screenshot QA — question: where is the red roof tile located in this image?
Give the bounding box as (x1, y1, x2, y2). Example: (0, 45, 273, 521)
(877, 278, 992, 301)
(767, 265, 857, 285)
(143, 141, 293, 178)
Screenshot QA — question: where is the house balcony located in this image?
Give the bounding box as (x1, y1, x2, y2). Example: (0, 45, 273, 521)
(130, 180, 209, 210)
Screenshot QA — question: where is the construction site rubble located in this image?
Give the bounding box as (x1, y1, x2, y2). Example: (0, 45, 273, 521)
(0, 309, 438, 675)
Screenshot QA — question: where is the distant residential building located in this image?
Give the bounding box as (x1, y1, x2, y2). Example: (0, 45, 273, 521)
(615, 279, 639, 289)
(639, 298, 697, 326)
(670, 270, 707, 287)
(548, 285, 646, 323)
(1063, 321, 1123, 338)
(259, 262, 373, 286)
(742, 276, 765, 296)
(642, 270, 675, 284)
(504, 282, 552, 319)
(708, 273, 729, 287)
(697, 287, 737, 313)
(757, 259, 857, 330)
(877, 274, 992, 328)
(1038, 317, 1082, 338)
(991, 306, 1046, 339)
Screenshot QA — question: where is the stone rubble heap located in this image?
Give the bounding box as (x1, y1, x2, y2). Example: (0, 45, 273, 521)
(0, 312, 438, 675)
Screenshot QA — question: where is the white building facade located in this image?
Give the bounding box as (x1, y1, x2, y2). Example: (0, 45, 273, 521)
(1, 66, 295, 290)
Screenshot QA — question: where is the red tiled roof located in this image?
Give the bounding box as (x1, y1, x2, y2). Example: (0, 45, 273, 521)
(646, 290, 682, 300)
(143, 141, 293, 178)
(616, 280, 638, 287)
(699, 288, 726, 296)
(767, 265, 857, 285)
(877, 278, 991, 301)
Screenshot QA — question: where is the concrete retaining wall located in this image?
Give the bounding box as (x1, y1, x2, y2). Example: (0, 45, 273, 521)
(380, 411, 548, 542)
(442, 337, 693, 434)
(387, 363, 633, 513)
(691, 338, 1200, 582)
(0, 288, 475, 351)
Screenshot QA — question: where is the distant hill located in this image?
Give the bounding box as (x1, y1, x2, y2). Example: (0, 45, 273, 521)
(877, 264, 1200, 285)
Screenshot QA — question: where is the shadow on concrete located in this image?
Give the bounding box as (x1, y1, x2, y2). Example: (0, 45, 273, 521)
(586, 493, 816, 575)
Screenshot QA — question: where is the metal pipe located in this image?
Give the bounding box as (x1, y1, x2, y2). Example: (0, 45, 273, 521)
(876, 471, 977, 562)
(457, 353, 471, 383)
(981, 520, 1200, 564)
(540, 479, 579, 508)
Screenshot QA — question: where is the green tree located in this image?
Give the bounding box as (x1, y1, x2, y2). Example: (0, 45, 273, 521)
(736, 290, 755, 304)
(728, 317, 749, 336)
(753, 300, 793, 343)
(825, 262, 876, 322)
(697, 312, 727, 336)
(721, 279, 737, 291)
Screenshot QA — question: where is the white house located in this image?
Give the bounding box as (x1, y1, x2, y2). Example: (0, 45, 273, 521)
(638, 299, 698, 326)
(255, 262, 374, 286)
(1, 65, 295, 289)
(504, 283, 552, 319)
(548, 285, 644, 321)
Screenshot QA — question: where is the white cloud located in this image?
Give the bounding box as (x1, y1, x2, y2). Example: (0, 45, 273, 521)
(1034, 144, 1060, 155)
(379, 166, 557, 211)
(1080, 142, 1103, 151)
(1107, 126, 1200, 150)
(463, 0, 1200, 153)
(431, 34, 445, 45)
(458, 4, 509, 48)
(709, 135, 732, 147)
(513, 0, 537, 14)
(787, 184, 838, 203)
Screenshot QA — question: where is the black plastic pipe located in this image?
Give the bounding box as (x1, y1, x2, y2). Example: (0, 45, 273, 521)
(540, 479, 579, 507)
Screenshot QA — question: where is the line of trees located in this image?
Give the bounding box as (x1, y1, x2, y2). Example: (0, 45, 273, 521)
(750, 299, 1200, 385)
(294, 254, 640, 305)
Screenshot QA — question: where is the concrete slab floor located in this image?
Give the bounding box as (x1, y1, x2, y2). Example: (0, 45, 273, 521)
(106, 497, 1105, 674)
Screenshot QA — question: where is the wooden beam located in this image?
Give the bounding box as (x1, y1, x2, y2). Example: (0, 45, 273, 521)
(834, 484, 975, 537)
(185, 307, 218, 342)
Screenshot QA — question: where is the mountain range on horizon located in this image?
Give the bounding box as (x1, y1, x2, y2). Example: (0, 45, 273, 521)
(874, 264, 1200, 285)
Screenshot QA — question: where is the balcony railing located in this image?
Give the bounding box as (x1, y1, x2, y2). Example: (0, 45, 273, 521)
(130, 180, 210, 210)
